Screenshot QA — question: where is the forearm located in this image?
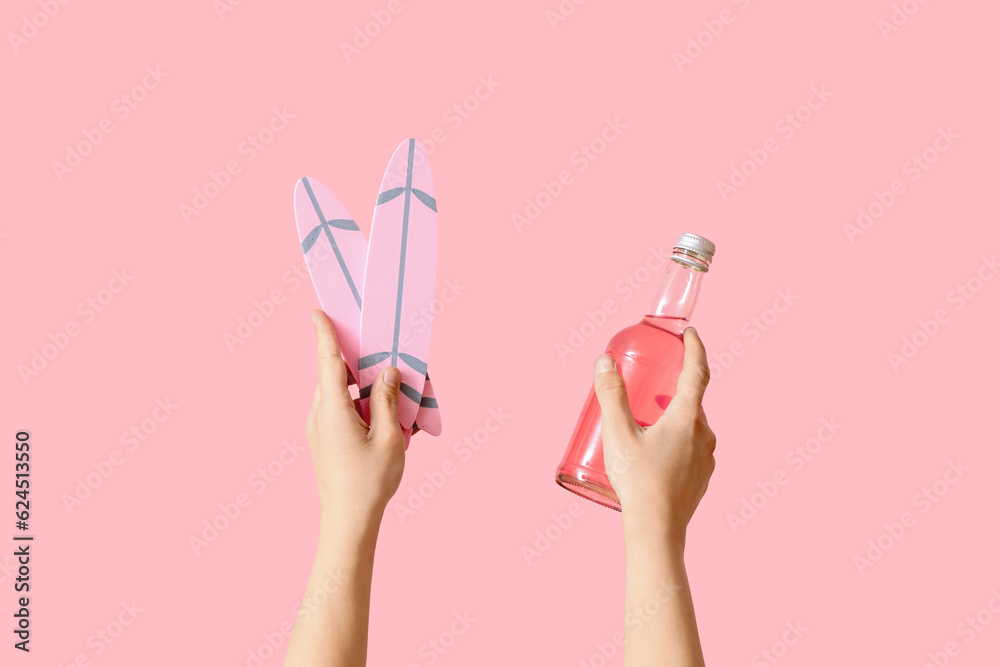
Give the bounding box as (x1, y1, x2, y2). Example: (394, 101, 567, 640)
(285, 516, 381, 667)
(622, 514, 705, 667)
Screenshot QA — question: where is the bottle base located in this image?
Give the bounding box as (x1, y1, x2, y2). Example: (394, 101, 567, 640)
(555, 466, 622, 511)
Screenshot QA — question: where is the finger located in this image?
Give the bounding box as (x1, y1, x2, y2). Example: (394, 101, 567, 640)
(368, 366, 403, 443)
(673, 327, 711, 410)
(593, 355, 639, 438)
(312, 310, 356, 416)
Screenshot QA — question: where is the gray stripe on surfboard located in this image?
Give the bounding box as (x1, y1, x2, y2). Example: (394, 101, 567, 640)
(390, 140, 416, 368)
(301, 177, 362, 309)
(326, 219, 359, 230)
(399, 381, 422, 404)
(358, 351, 391, 369)
(358, 382, 422, 405)
(301, 219, 358, 253)
(412, 188, 436, 211)
(358, 351, 426, 374)
(398, 352, 427, 374)
(377, 187, 405, 204)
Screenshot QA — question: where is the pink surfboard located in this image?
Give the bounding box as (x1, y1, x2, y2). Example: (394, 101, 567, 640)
(358, 139, 438, 442)
(293, 172, 441, 436)
(293, 177, 367, 381)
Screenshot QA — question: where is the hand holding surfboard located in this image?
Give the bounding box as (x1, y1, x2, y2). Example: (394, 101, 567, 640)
(293, 139, 440, 445)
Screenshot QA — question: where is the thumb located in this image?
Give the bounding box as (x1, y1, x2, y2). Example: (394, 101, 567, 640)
(672, 327, 710, 410)
(369, 367, 403, 443)
(593, 355, 639, 438)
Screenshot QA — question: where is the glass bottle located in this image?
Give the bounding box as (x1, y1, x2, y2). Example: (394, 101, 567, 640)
(555, 233, 716, 510)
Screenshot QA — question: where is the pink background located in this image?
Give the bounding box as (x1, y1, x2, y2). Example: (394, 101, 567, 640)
(3, 1, 999, 665)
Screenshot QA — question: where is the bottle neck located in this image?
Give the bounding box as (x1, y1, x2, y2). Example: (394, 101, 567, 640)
(646, 257, 706, 321)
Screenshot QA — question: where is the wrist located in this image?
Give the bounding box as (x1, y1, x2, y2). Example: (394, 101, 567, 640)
(622, 506, 688, 552)
(320, 505, 384, 550)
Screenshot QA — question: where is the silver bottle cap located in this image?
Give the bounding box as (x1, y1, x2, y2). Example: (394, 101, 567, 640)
(672, 233, 716, 270)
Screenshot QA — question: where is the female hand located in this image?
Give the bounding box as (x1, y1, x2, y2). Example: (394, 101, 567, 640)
(594, 327, 717, 536)
(286, 310, 407, 667)
(306, 309, 406, 532)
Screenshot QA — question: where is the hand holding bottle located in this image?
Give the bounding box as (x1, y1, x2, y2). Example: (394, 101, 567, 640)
(593, 326, 716, 536)
(594, 326, 715, 667)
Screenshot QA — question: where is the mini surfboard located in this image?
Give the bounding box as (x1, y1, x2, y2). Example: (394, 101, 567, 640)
(293, 159, 441, 438)
(358, 139, 438, 444)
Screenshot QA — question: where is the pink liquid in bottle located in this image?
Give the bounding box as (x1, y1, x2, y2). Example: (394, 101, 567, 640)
(555, 234, 716, 510)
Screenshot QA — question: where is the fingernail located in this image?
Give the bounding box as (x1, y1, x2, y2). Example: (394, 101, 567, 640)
(383, 367, 400, 388)
(311, 311, 319, 327)
(685, 326, 698, 336)
(596, 355, 616, 373)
